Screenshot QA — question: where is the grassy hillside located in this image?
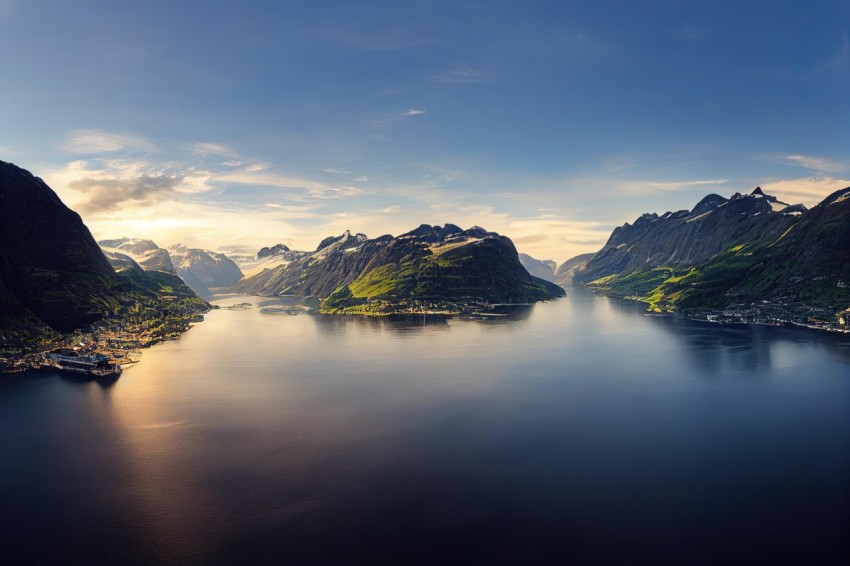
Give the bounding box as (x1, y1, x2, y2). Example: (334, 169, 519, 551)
(322, 236, 564, 314)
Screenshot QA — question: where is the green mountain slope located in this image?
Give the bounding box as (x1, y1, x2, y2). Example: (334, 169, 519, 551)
(573, 187, 849, 325)
(233, 224, 565, 314)
(0, 160, 208, 352)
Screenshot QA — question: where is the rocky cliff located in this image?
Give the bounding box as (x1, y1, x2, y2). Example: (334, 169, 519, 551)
(0, 160, 209, 347)
(571, 187, 849, 319)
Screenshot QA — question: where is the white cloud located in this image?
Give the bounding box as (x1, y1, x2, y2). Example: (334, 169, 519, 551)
(783, 154, 847, 173)
(215, 163, 367, 201)
(192, 142, 237, 157)
(761, 176, 850, 206)
(617, 178, 728, 194)
(371, 108, 428, 129)
(306, 186, 364, 199)
(45, 158, 215, 214)
(430, 68, 493, 84)
(61, 129, 158, 154)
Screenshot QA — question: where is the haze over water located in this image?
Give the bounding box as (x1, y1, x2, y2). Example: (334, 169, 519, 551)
(2, 291, 849, 564)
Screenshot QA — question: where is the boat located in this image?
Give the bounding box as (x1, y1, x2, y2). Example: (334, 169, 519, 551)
(43, 350, 123, 378)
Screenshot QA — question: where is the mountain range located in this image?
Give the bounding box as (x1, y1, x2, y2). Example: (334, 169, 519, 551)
(3, 154, 848, 354)
(569, 187, 850, 325)
(233, 225, 566, 314)
(99, 238, 243, 300)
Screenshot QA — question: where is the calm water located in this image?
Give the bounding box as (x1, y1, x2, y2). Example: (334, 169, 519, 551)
(2, 291, 849, 565)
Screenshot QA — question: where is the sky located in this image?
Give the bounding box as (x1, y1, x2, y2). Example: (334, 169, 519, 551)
(1, 0, 848, 263)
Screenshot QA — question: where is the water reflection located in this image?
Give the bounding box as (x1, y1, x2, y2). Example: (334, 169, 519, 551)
(2, 292, 849, 565)
(311, 313, 451, 336)
(639, 308, 850, 377)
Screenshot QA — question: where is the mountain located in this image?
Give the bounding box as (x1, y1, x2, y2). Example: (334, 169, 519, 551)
(100, 237, 176, 273)
(645, 187, 850, 311)
(101, 250, 209, 304)
(98, 239, 243, 300)
(554, 253, 595, 287)
(257, 243, 290, 259)
(168, 244, 243, 300)
(574, 188, 804, 286)
(571, 187, 849, 324)
(0, 160, 209, 350)
(230, 243, 308, 279)
(233, 225, 565, 314)
(518, 253, 557, 282)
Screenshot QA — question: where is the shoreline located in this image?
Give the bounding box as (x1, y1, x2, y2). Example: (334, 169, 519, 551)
(584, 288, 849, 335)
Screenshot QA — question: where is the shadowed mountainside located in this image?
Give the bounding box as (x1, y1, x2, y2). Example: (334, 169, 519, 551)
(0, 160, 208, 349)
(571, 187, 849, 321)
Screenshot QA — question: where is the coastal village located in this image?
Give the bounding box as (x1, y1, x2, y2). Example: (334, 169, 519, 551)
(0, 304, 208, 375)
(691, 301, 850, 333)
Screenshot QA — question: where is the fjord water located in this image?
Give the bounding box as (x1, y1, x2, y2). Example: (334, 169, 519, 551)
(2, 292, 849, 565)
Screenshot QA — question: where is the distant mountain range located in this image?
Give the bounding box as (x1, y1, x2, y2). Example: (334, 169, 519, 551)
(569, 187, 850, 326)
(0, 160, 209, 350)
(518, 253, 557, 282)
(233, 225, 565, 314)
(99, 238, 243, 300)
(554, 253, 594, 287)
(4, 154, 846, 350)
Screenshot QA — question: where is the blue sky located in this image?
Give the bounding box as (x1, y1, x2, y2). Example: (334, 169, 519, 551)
(1, 0, 848, 262)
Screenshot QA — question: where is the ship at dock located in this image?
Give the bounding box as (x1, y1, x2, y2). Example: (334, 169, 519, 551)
(43, 350, 123, 379)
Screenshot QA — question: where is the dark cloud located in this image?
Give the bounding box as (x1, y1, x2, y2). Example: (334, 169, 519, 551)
(68, 174, 182, 213)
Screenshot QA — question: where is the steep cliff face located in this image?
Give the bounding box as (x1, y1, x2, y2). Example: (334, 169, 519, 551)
(554, 253, 595, 287)
(716, 187, 850, 305)
(233, 224, 565, 313)
(0, 160, 208, 346)
(573, 188, 804, 286)
(571, 186, 849, 315)
(0, 160, 123, 334)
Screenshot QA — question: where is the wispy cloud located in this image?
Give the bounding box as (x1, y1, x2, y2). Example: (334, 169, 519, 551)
(215, 169, 365, 202)
(61, 129, 158, 154)
(192, 142, 237, 157)
(761, 176, 850, 206)
(69, 175, 183, 214)
(619, 178, 728, 194)
(48, 159, 215, 214)
(647, 179, 728, 190)
(306, 186, 364, 199)
(372, 108, 428, 129)
(783, 154, 847, 173)
(430, 68, 493, 84)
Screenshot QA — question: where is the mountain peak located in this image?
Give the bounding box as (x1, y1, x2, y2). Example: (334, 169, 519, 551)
(257, 243, 291, 259)
(690, 193, 728, 216)
(751, 186, 765, 196)
(315, 230, 367, 252)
